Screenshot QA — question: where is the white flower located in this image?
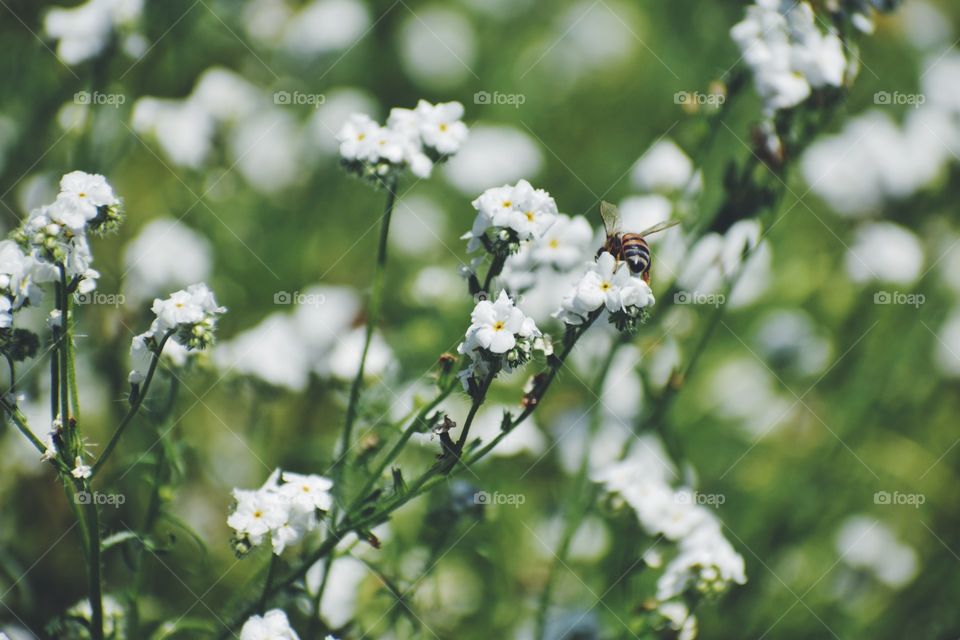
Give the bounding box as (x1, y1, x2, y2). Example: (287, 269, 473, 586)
(228, 468, 335, 556)
(656, 525, 747, 600)
(556, 252, 655, 327)
(53, 170, 120, 230)
(466, 180, 558, 251)
(279, 471, 334, 513)
(464, 291, 539, 354)
(414, 100, 469, 155)
(529, 214, 593, 271)
(240, 609, 300, 640)
(128, 334, 153, 385)
(41, 435, 58, 462)
(458, 291, 544, 391)
(337, 100, 467, 180)
(44, 0, 144, 66)
(731, 1, 847, 116)
(71, 456, 92, 479)
(658, 601, 698, 640)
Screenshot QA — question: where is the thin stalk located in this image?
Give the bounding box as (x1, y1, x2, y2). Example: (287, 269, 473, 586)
(92, 332, 172, 474)
(344, 380, 457, 517)
(335, 175, 399, 479)
(80, 478, 104, 640)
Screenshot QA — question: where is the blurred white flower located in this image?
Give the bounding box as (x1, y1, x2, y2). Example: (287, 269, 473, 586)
(240, 608, 300, 640)
(631, 139, 694, 194)
(844, 222, 924, 284)
(44, 0, 144, 65)
(123, 218, 212, 304)
(132, 98, 216, 169)
(327, 326, 393, 380)
(934, 307, 960, 377)
(732, 0, 846, 115)
(443, 125, 543, 194)
(308, 88, 379, 154)
(835, 515, 918, 588)
(398, 6, 477, 89)
(282, 0, 369, 57)
(306, 556, 367, 628)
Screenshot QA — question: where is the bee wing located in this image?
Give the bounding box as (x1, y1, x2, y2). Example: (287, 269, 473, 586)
(599, 201, 622, 237)
(637, 219, 681, 238)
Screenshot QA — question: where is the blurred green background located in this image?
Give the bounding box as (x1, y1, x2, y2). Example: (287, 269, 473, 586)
(1, 0, 960, 638)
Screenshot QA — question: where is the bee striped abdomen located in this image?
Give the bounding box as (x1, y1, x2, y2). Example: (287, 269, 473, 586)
(620, 234, 650, 274)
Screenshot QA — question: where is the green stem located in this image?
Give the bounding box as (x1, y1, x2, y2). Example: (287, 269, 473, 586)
(344, 380, 457, 518)
(335, 175, 399, 480)
(259, 554, 278, 613)
(80, 479, 104, 640)
(92, 332, 172, 475)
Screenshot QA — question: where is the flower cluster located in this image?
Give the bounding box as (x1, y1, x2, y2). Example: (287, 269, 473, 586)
(731, 0, 848, 116)
(555, 252, 656, 333)
(13, 171, 123, 298)
(594, 452, 746, 622)
(227, 469, 334, 556)
(44, 0, 144, 66)
(0, 241, 42, 329)
(498, 213, 593, 293)
(128, 283, 225, 385)
(457, 291, 546, 393)
(240, 609, 301, 640)
(337, 100, 468, 180)
(463, 179, 559, 254)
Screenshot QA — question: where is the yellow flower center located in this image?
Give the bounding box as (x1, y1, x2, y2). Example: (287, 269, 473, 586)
(439, 123, 448, 132)
(253, 510, 263, 519)
(549, 239, 559, 248)
(525, 211, 535, 222)
(357, 133, 366, 141)
(78, 192, 87, 198)
(600, 281, 612, 291)
(502, 200, 512, 208)
(492, 321, 506, 331)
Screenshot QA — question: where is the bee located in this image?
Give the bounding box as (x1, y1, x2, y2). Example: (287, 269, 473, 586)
(598, 201, 680, 283)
